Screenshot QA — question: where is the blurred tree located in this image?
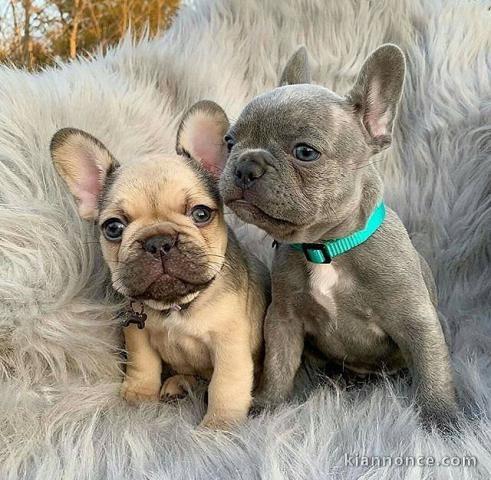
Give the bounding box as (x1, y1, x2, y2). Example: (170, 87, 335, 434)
(0, 0, 180, 69)
(0, 0, 53, 67)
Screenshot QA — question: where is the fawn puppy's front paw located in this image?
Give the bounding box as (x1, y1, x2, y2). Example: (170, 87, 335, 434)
(199, 415, 235, 431)
(160, 374, 198, 400)
(199, 410, 248, 430)
(121, 377, 160, 404)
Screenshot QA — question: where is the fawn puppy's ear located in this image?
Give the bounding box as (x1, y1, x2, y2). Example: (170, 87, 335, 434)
(51, 128, 117, 220)
(176, 100, 230, 177)
(348, 44, 406, 152)
(279, 46, 312, 86)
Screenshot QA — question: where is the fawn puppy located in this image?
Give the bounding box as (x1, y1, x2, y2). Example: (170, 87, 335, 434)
(51, 100, 269, 428)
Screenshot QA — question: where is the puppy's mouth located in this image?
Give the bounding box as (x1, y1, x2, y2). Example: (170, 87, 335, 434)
(133, 272, 214, 304)
(114, 246, 220, 306)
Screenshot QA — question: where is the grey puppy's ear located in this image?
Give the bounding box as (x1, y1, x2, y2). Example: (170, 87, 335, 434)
(279, 46, 312, 86)
(50, 128, 117, 220)
(176, 100, 230, 177)
(348, 44, 405, 152)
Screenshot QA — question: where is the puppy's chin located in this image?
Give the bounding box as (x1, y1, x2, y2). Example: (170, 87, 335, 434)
(226, 199, 300, 241)
(142, 292, 201, 311)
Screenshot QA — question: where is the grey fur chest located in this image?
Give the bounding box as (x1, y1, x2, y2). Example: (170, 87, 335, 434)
(303, 259, 397, 371)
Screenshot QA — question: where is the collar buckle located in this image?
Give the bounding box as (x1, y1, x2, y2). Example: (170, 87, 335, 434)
(301, 243, 331, 264)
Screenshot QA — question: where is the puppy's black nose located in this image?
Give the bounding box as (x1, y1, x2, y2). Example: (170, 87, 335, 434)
(234, 156, 266, 189)
(143, 235, 176, 256)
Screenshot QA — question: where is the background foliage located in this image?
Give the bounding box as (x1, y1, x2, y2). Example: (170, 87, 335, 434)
(0, 0, 180, 69)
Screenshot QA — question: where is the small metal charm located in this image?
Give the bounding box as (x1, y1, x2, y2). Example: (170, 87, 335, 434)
(121, 301, 147, 329)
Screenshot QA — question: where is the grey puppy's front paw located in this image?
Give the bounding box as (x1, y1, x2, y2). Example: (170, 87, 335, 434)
(420, 406, 460, 435)
(252, 388, 289, 413)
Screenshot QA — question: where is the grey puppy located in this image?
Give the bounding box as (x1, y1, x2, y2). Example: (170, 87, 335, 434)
(205, 44, 457, 428)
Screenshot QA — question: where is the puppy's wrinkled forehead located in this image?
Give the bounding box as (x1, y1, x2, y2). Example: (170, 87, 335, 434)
(100, 156, 218, 220)
(232, 85, 352, 144)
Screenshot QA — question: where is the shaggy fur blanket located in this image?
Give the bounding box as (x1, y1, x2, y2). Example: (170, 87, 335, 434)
(0, 0, 489, 478)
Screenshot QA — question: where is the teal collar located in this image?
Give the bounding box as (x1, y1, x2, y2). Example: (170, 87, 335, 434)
(290, 202, 386, 264)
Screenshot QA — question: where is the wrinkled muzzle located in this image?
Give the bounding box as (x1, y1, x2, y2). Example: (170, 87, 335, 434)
(112, 229, 219, 305)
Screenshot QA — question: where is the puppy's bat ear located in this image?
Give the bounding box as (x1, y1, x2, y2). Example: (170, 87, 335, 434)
(348, 44, 405, 152)
(50, 128, 117, 220)
(279, 46, 312, 86)
(176, 100, 229, 177)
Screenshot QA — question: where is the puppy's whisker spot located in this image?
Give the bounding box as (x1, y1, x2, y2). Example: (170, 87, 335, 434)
(175, 251, 226, 278)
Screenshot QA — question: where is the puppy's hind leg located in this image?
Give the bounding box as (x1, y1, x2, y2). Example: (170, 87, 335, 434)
(380, 300, 458, 431)
(160, 374, 198, 400)
(418, 254, 453, 352)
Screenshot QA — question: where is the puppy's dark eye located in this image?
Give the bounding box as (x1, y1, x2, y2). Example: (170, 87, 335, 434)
(224, 134, 236, 152)
(190, 205, 213, 225)
(101, 218, 126, 242)
(293, 144, 321, 162)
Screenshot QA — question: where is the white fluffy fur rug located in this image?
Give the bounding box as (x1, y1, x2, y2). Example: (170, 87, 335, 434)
(0, 0, 490, 478)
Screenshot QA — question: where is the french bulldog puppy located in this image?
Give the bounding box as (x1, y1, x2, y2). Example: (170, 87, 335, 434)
(214, 44, 456, 428)
(50, 100, 269, 429)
